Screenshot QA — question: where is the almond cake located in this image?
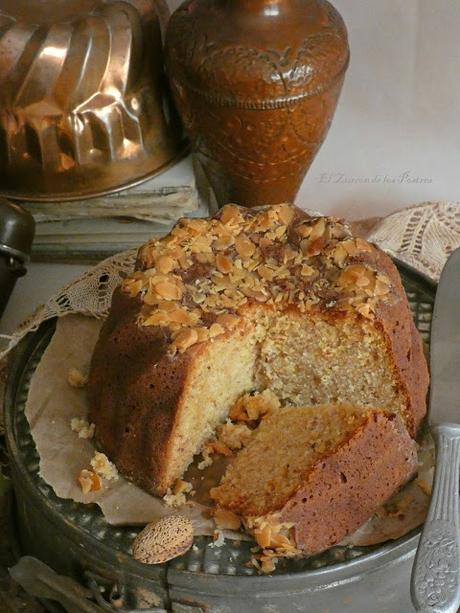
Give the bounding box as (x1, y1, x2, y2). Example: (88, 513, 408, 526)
(88, 203, 428, 556)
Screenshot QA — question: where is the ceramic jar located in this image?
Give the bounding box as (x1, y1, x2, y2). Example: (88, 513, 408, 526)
(165, 0, 349, 207)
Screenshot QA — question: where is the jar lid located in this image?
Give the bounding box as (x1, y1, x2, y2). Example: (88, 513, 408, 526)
(0, 199, 35, 261)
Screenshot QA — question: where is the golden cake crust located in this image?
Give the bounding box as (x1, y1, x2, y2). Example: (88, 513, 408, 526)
(88, 204, 428, 495)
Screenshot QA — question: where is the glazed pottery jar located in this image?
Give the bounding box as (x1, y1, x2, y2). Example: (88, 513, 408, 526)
(165, 0, 349, 207)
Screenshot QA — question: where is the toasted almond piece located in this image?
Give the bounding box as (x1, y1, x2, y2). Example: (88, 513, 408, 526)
(260, 556, 277, 574)
(209, 323, 225, 337)
(183, 218, 208, 233)
(195, 327, 211, 343)
(333, 243, 348, 267)
(306, 236, 327, 257)
(338, 264, 373, 289)
(67, 367, 88, 388)
(155, 280, 183, 301)
(254, 525, 272, 549)
(132, 516, 194, 565)
(374, 277, 391, 297)
(356, 301, 374, 319)
(220, 204, 242, 225)
(168, 309, 198, 325)
(216, 314, 240, 329)
(156, 255, 175, 274)
(258, 265, 274, 281)
(142, 311, 170, 327)
(191, 236, 212, 253)
(270, 533, 293, 549)
(208, 440, 233, 457)
(300, 264, 315, 277)
(157, 300, 180, 312)
(173, 479, 193, 495)
(214, 509, 242, 531)
(355, 237, 373, 252)
(122, 278, 144, 297)
(274, 225, 287, 239)
(214, 234, 235, 250)
(310, 217, 326, 240)
(216, 254, 233, 274)
(235, 236, 256, 259)
(277, 205, 295, 225)
(296, 223, 312, 238)
(78, 469, 102, 494)
(174, 328, 199, 352)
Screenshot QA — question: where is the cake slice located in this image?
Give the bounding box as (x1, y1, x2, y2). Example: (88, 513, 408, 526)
(210, 404, 418, 556)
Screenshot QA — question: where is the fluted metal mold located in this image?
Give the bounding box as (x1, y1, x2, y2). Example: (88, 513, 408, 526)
(0, 0, 185, 201)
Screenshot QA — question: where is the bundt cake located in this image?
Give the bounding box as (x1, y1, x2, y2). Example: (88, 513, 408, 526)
(88, 204, 429, 497)
(210, 404, 418, 557)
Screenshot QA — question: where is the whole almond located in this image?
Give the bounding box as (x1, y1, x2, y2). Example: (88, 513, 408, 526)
(132, 516, 194, 565)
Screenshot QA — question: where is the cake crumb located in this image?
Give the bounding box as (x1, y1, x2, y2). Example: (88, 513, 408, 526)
(229, 390, 281, 422)
(70, 417, 95, 439)
(207, 439, 233, 457)
(78, 469, 102, 494)
(173, 479, 193, 496)
(163, 479, 192, 507)
(67, 367, 88, 388)
(217, 420, 252, 451)
(209, 529, 225, 548)
(214, 508, 241, 531)
(90, 451, 119, 481)
(197, 446, 214, 470)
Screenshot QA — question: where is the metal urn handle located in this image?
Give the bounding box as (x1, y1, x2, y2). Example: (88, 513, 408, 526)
(411, 424, 460, 612)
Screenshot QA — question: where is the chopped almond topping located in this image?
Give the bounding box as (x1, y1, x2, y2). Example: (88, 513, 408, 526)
(258, 265, 274, 281)
(207, 440, 233, 457)
(216, 254, 233, 274)
(296, 223, 312, 238)
(209, 323, 225, 337)
(235, 236, 256, 259)
(156, 255, 175, 274)
(173, 479, 193, 495)
(310, 218, 326, 240)
(216, 314, 240, 329)
(78, 469, 102, 494)
(277, 205, 295, 225)
(220, 204, 242, 225)
(121, 205, 392, 351)
(174, 328, 199, 352)
(67, 367, 88, 388)
(154, 280, 183, 301)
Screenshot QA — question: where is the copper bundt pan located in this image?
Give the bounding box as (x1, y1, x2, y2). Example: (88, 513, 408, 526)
(0, 0, 186, 202)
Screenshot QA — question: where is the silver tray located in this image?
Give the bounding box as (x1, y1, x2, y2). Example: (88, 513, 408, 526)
(4, 260, 435, 612)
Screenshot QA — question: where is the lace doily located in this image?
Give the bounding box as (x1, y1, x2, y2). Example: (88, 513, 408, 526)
(1, 201, 459, 360)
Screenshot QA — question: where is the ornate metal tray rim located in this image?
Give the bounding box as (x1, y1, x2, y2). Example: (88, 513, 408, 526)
(3, 258, 435, 584)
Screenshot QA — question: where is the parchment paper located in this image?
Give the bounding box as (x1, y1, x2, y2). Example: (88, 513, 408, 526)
(25, 313, 432, 546)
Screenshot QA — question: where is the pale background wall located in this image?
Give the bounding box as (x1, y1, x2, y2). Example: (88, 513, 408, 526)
(164, 1, 460, 219)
